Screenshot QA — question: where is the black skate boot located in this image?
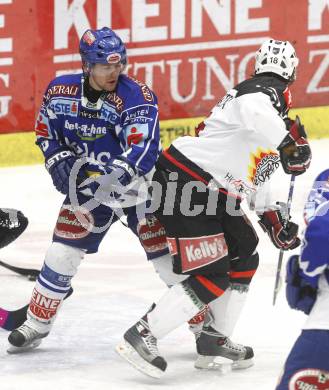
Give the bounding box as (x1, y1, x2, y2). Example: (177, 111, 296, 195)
(116, 310, 167, 379)
(195, 325, 254, 371)
(7, 322, 49, 354)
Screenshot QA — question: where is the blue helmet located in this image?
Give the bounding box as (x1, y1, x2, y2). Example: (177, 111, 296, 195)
(79, 27, 127, 66)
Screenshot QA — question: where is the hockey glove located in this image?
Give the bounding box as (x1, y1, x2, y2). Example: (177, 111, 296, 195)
(105, 158, 136, 187)
(45, 149, 78, 195)
(278, 116, 312, 176)
(285, 255, 317, 314)
(0, 209, 28, 249)
(81, 158, 136, 201)
(258, 207, 300, 250)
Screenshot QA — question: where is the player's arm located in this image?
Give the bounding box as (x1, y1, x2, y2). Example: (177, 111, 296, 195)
(240, 94, 305, 250)
(299, 206, 329, 287)
(240, 92, 311, 177)
(119, 91, 161, 177)
(96, 90, 161, 191)
(35, 82, 77, 194)
(285, 205, 329, 314)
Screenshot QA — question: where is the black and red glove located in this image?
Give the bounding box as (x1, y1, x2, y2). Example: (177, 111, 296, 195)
(278, 116, 312, 175)
(258, 208, 300, 250)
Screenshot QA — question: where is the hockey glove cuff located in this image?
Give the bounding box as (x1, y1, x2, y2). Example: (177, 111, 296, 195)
(45, 149, 77, 195)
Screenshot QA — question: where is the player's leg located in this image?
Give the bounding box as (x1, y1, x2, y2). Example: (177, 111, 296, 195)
(116, 167, 233, 377)
(195, 210, 259, 370)
(276, 329, 329, 389)
(8, 242, 84, 353)
(7, 196, 117, 353)
(127, 210, 208, 340)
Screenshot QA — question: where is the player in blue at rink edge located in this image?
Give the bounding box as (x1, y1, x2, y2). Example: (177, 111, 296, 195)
(6, 26, 166, 353)
(276, 169, 329, 390)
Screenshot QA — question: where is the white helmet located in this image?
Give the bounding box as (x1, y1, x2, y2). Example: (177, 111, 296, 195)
(254, 39, 299, 81)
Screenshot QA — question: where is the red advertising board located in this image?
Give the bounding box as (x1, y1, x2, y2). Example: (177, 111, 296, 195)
(0, 0, 329, 134)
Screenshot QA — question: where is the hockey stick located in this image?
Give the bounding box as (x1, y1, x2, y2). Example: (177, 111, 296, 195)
(0, 287, 74, 331)
(272, 174, 296, 306)
(0, 260, 40, 281)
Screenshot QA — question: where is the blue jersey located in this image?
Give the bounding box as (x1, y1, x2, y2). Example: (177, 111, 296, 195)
(300, 169, 329, 289)
(35, 73, 161, 175)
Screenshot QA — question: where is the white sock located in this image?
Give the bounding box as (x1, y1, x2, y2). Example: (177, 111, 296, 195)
(208, 284, 248, 337)
(147, 282, 204, 339)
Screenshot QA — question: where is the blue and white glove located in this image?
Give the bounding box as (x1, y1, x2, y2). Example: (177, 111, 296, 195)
(81, 157, 136, 200)
(285, 255, 317, 314)
(105, 158, 136, 187)
(45, 149, 77, 195)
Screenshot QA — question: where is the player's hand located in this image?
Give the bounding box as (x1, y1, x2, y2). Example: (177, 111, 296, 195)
(45, 149, 77, 195)
(285, 255, 317, 314)
(258, 206, 300, 250)
(105, 158, 136, 187)
(278, 116, 312, 176)
(80, 158, 136, 201)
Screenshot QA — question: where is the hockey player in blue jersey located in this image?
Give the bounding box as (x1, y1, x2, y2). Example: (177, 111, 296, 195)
(7, 27, 163, 353)
(276, 169, 329, 389)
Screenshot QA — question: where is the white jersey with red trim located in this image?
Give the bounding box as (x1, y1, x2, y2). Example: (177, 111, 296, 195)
(172, 75, 291, 211)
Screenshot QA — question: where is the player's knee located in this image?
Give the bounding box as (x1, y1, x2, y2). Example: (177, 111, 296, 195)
(151, 254, 188, 287)
(44, 242, 85, 276)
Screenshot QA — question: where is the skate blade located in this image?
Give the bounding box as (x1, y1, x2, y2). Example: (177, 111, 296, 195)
(115, 339, 164, 379)
(7, 339, 43, 354)
(195, 355, 232, 373)
(195, 355, 254, 372)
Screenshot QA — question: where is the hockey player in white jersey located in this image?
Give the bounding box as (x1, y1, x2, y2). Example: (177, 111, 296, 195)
(276, 169, 329, 389)
(116, 39, 312, 378)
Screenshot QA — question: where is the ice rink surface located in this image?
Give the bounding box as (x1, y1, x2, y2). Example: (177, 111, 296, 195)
(0, 139, 328, 390)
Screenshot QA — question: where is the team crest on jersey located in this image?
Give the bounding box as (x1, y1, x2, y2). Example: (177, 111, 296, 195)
(288, 368, 329, 389)
(248, 148, 280, 186)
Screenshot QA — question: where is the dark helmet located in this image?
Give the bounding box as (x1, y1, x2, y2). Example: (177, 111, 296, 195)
(79, 27, 127, 66)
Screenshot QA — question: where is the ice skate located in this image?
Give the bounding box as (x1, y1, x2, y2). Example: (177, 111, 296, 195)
(7, 321, 49, 354)
(195, 325, 254, 371)
(116, 314, 167, 379)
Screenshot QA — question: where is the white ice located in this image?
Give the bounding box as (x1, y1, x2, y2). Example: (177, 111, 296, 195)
(0, 139, 328, 390)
